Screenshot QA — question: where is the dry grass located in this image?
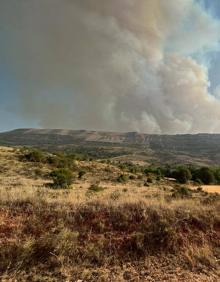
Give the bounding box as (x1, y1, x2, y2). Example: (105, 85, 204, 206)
(0, 146, 219, 281)
(202, 185, 220, 194)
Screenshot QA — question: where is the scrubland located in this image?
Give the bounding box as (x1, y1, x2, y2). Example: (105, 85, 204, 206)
(0, 146, 219, 281)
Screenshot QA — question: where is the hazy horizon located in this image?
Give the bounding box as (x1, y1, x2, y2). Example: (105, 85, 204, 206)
(1, 1, 220, 134)
(2, 127, 220, 136)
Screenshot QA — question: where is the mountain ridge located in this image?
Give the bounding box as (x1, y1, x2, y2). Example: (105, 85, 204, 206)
(1, 128, 220, 165)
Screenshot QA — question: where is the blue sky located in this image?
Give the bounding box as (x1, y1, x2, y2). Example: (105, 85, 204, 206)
(1, 0, 220, 134)
(201, 0, 220, 91)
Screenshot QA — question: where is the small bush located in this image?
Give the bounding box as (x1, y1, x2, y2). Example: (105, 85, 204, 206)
(88, 184, 105, 193)
(49, 168, 73, 189)
(23, 149, 45, 163)
(172, 186, 192, 198)
(54, 154, 76, 169)
(117, 174, 128, 183)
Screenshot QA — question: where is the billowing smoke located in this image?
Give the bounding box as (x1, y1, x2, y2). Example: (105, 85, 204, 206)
(1, 0, 220, 133)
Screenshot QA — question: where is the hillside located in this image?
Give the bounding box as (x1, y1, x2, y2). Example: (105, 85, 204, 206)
(0, 146, 219, 281)
(1, 128, 220, 165)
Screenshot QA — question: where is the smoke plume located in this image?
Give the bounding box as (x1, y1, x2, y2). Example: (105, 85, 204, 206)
(1, 0, 220, 133)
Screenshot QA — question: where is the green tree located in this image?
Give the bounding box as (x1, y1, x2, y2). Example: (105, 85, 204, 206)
(197, 167, 215, 185)
(173, 167, 192, 184)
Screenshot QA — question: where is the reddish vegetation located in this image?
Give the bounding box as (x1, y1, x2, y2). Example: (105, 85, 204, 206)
(0, 200, 219, 281)
(0, 146, 219, 281)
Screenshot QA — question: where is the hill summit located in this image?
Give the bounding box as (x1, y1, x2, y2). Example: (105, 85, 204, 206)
(1, 128, 220, 165)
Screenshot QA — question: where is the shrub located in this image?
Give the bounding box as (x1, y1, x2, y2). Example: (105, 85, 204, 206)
(172, 186, 192, 198)
(144, 166, 161, 176)
(23, 149, 45, 163)
(55, 154, 76, 169)
(49, 168, 73, 189)
(117, 174, 128, 183)
(88, 184, 105, 193)
(46, 155, 60, 166)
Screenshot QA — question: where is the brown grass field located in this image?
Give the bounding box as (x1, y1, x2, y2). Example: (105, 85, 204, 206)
(0, 146, 219, 281)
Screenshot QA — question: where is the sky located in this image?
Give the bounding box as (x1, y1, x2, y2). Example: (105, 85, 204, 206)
(1, 0, 220, 134)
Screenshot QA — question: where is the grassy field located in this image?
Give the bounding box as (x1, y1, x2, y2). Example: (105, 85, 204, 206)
(0, 146, 219, 281)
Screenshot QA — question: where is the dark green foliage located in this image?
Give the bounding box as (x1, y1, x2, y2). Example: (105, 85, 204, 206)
(195, 178, 203, 185)
(161, 166, 173, 178)
(45, 152, 78, 169)
(46, 155, 59, 166)
(117, 174, 128, 183)
(190, 166, 216, 184)
(23, 149, 45, 163)
(144, 166, 162, 176)
(49, 168, 73, 189)
(68, 146, 129, 160)
(173, 167, 192, 184)
(213, 168, 220, 184)
(196, 167, 215, 185)
(53, 153, 76, 169)
(118, 162, 141, 174)
(21, 149, 76, 171)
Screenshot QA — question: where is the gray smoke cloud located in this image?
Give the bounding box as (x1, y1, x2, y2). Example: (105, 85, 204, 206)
(1, 0, 220, 133)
